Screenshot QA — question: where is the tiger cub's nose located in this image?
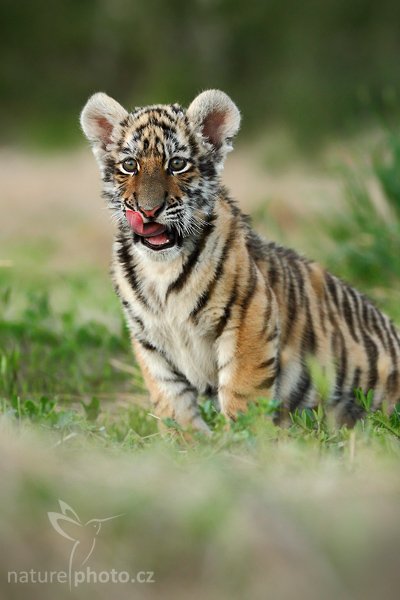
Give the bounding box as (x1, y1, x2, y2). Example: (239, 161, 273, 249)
(139, 202, 165, 219)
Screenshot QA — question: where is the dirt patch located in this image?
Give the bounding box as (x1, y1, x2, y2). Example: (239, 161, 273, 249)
(0, 147, 339, 271)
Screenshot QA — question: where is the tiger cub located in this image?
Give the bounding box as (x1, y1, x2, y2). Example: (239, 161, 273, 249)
(80, 89, 400, 433)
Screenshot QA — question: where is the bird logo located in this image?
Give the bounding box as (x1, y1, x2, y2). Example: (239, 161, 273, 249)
(48, 500, 122, 589)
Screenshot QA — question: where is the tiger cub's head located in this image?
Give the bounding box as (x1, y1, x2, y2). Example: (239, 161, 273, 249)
(80, 90, 240, 260)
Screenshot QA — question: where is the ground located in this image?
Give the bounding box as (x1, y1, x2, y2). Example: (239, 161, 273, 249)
(1, 136, 400, 599)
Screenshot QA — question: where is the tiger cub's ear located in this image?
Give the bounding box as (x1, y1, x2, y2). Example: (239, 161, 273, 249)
(80, 92, 128, 162)
(187, 89, 241, 162)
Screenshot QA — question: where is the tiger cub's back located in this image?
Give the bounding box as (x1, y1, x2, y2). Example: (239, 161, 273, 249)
(255, 239, 400, 424)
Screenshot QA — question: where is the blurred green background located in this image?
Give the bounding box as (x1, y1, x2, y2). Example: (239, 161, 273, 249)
(2, 0, 400, 148)
(2, 4, 400, 599)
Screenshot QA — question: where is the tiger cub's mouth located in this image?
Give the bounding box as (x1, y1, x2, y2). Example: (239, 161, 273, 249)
(125, 209, 178, 251)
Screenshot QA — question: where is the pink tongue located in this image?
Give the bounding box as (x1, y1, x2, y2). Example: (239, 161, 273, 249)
(125, 210, 166, 237)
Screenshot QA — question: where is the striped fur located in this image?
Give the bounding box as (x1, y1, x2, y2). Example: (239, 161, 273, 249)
(81, 90, 400, 433)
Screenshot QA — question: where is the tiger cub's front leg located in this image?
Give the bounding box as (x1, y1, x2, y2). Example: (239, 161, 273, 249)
(132, 340, 211, 434)
(216, 275, 280, 420)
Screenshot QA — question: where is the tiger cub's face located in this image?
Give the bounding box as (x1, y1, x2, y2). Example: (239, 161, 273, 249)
(80, 90, 240, 261)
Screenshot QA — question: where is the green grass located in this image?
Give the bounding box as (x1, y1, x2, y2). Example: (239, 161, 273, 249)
(320, 132, 400, 320)
(1, 136, 400, 599)
(1, 266, 400, 456)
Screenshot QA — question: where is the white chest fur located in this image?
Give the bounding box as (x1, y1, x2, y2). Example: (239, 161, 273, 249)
(117, 251, 219, 393)
(145, 306, 218, 393)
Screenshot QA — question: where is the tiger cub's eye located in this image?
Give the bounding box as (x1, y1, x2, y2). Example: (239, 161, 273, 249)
(120, 158, 138, 174)
(168, 157, 189, 173)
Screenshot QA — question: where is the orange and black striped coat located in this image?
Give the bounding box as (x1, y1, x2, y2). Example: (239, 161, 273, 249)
(81, 89, 400, 433)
